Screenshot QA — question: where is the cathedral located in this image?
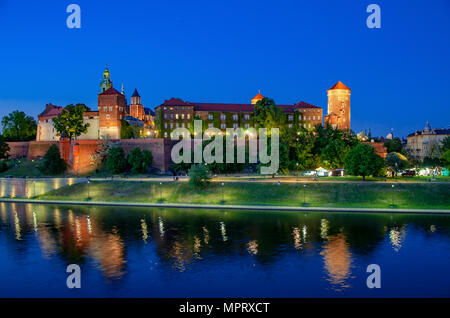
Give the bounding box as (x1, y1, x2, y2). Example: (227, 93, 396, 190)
(36, 66, 155, 141)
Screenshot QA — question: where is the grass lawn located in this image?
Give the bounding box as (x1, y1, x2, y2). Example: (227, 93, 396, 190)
(38, 181, 450, 210)
(0, 160, 52, 177)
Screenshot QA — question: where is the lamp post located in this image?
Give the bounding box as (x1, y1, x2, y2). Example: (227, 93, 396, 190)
(391, 184, 395, 207)
(33, 181, 36, 198)
(221, 182, 224, 203)
(303, 184, 307, 206)
(159, 182, 163, 201)
(87, 179, 90, 200)
(296, 163, 299, 186)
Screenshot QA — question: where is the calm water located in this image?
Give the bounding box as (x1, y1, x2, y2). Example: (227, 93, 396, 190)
(0, 202, 449, 297)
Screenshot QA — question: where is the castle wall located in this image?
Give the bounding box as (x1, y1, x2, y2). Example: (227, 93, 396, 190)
(6, 142, 30, 158)
(36, 120, 60, 141)
(27, 141, 60, 160)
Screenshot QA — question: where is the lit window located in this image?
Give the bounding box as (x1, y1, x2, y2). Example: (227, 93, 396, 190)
(244, 123, 249, 129)
(208, 114, 213, 120)
(220, 114, 226, 120)
(208, 123, 213, 128)
(233, 114, 238, 121)
(288, 124, 293, 128)
(181, 114, 185, 119)
(221, 123, 226, 129)
(164, 123, 167, 128)
(109, 107, 112, 112)
(244, 114, 250, 120)
(170, 123, 173, 129)
(233, 123, 238, 129)
(103, 107, 107, 112)
(164, 114, 167, 119)
(288, 115, 293, 121)
(176, 114, 179, 119)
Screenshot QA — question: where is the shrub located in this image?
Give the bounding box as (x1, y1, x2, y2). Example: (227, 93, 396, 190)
(106, 146, 127, 174)
(188, 164, 211, 187)
(128, 147, 153, 174)
(0, 160, 8, 173)
(38, 144, 66, 175)
(0, 135, 10, 160)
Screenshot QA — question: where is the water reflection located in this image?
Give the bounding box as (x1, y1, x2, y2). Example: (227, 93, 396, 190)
(0, 178, 83, 198)
(0, 203, 449, 297)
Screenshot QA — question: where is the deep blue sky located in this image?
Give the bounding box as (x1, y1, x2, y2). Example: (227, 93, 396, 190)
(0, 0, 449, 137)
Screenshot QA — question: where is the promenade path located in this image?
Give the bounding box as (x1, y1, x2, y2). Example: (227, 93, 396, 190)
(0, 198, 449, 214)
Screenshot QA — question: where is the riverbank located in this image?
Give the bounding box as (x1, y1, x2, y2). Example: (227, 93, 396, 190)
(28, 180, 450, 210)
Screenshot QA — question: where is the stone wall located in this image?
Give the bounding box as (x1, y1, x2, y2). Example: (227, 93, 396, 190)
(27, 141, 59, 160)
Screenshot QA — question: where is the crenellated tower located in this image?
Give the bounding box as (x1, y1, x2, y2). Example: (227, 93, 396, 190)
(325, 81, 351, 130)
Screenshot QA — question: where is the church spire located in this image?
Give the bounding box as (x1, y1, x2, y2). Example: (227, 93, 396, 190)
(121, 83, 124, 95)
(100, 65, 113, 93)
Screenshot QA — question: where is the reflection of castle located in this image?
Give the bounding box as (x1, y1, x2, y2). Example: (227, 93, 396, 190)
(36, 66, 155, 141)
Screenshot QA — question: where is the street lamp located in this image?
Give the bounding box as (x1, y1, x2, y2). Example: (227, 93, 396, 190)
(296, 162, 299, 186)
(159, 182, 163, 201)
(221, 182, 224, 203)
(87, 179, 90, 200)
(303, 184, 307, 206)
(391, 184, 395, 207)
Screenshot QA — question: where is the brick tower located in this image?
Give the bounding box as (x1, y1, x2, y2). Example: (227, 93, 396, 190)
(129, 88, 145, 120)
(325, 81, 351, 130)
(98, 87, 126, 139)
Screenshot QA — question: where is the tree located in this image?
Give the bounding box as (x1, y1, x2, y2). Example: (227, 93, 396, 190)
(253, 97, 285, 132)
(128, 147, 153, 174)
(38, 145, 67, 175)
(426, 140, 442, 159)
(188, 164, 210, 187)
(441, 136, 450, 151)
(0, 135, 10, 160)
(106, 146, 127, 174)
(52, 104, 90, 140)
(384, 137, 403, 153)
(344, 144, 384, 180)
(385, 152, 406, 177)
(321, 139, 349, 169)
(121, 120, 140, 139)
(441, 149, 450, 170)
(1, 110, 37, 141)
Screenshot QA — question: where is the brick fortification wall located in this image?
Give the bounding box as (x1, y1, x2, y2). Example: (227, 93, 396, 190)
(6, 139, 175, 173)
(27, 141, 60, 160)
(70, 138, 176, 174)
(6, 142, 30, 158)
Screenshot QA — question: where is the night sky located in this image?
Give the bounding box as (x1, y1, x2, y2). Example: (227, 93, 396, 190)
(0, 0, 449, 138)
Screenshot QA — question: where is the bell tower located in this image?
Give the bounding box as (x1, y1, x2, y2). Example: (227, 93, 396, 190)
(100, 65, 113, 93)
(129, 88, 144, 120)
(325, 81, 351, 130)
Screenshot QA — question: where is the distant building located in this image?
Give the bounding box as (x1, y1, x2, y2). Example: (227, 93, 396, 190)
(363, 140, 388, 158)
(406, 121, 450, 160)
(36, 66, 154, 141)
(325, 81, 351, 130)
(154, 94, 323, 138)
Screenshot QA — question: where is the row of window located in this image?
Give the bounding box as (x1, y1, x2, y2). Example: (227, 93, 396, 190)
(163, 106, 191, 111)
(105, 114, 123, 120)
(164, 122, 314, 130)
(287, 115, 321, 121)
(164, 113, 191, 120)
(102, 106, 124, 112)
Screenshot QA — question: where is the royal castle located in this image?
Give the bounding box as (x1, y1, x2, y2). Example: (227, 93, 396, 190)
(37, 66, 351, 141)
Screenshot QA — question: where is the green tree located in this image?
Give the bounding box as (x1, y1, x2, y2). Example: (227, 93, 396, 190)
(121, 120, 141, 139)
(0, 135, 10, 160)
(1, 110, 37, 141)
(385, 152, 406, 177)
(128, 147, 153, 173)
(52, 104, 90, 140)
(441, 136, 450, 151)
(106, 146, 128, 174)
(321, 139, 349, 169)
(253, 97, 285, 132)
(441, 149, 450, 169)
(188, 164, 210, 187)
(384, 137, 403, 153)
(344, 144, 384, 180)
(38, 145, 66, 175)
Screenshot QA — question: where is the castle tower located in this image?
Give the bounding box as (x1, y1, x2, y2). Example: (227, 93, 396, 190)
(100, 65, 113, 93)
(251, 92, 264, 105)
(129, 88, 145, 120)
(325, 81, 351, 130)
(98, 87, 126, 139)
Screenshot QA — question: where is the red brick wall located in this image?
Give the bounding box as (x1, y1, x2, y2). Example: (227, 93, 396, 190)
(27, 141, 59, 160)
(6, 142, 30, 158)
(69, 138, 177, 173)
